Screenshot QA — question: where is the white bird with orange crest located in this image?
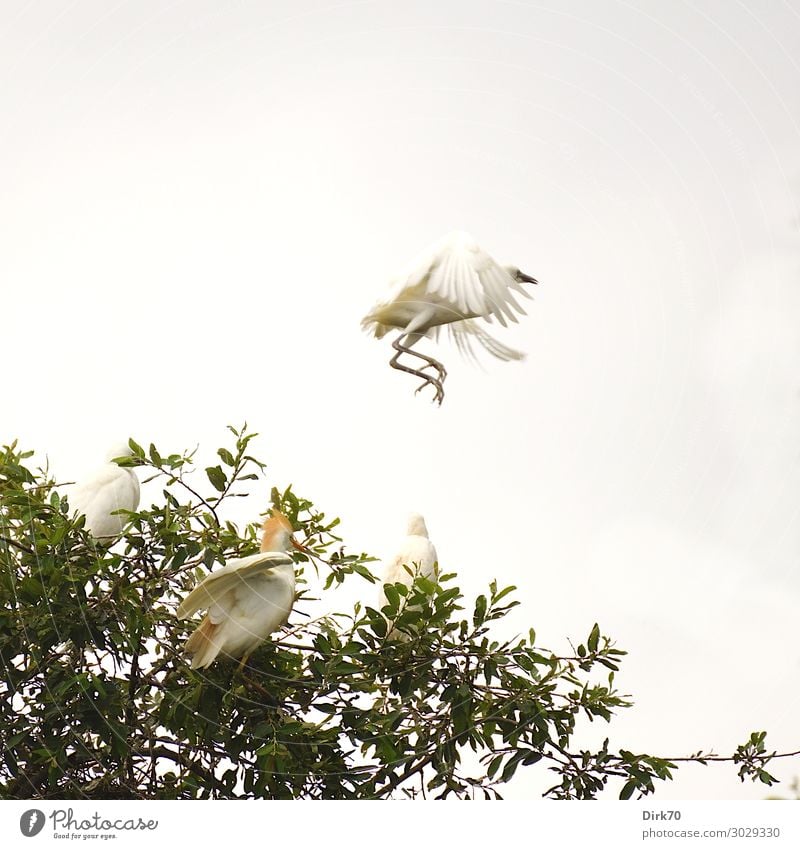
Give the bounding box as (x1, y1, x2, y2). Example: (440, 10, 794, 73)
(362, 231, 538, 404)
(176, 510, 303, 670)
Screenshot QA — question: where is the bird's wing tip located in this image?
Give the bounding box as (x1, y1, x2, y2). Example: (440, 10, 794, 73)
(175, 604, 191, 620)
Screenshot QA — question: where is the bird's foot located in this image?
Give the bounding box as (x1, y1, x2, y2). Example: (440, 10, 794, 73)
(414, 374, 445, 405)
(418, 362, 448, 380)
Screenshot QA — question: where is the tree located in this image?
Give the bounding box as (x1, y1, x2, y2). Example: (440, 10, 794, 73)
(0, 427, 797, 800)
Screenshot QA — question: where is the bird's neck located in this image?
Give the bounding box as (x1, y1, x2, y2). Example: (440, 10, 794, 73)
(261, 529, 291, 553)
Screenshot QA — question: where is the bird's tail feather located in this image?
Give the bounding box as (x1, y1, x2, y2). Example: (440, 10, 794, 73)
(360, 314, 388, 339)
(185, 616, 222, 670)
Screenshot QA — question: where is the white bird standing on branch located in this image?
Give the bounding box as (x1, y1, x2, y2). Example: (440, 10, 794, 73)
(379, 513, 438, 637)
(361, 231, 538, 404)
(69, 444, 140, 540)
(176, 510, 304, 670)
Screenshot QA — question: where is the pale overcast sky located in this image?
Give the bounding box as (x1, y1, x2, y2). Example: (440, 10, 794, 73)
(2, 0, 799, 800)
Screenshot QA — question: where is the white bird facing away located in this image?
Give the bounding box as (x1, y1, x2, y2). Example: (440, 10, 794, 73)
(361, 231, 538, 404)
(69, 443, 140, 540)
(379, 513, 438, 637)
(176, 511, 302, 670)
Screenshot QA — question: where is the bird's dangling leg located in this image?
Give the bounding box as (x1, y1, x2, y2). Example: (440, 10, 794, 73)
(417, 359, 448, 380)
(407, 350, 446, 404)
(236, 652, 251, 675)
(390, 335, 445, 405)
(413, 368, 445, 406)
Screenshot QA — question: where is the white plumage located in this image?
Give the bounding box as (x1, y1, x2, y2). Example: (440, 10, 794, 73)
(379, 513, 438, 636)
(176, 511, 298, 670)
(69, 444, 140, 540)
(362, 231, 538, 404)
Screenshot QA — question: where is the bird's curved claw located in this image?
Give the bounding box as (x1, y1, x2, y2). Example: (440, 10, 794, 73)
(418, 362, 448, 380)
(414, 376, 445, 406)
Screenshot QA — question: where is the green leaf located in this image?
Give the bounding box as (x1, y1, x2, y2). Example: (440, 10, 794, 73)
(473, 594, 487, 626)
(487, 754, 504, 779)
(382, 584, 400, 612)
(492, 584, 517, 604)
(205, 465, 227, 492)
(128, 438, 145, 457)
(218, 448, 235, 466)
(588, 623, 600, 653)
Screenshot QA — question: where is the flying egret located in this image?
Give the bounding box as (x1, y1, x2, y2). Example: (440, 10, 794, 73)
(379, 513, 438, 638)
(176, 510, 303, 670)
(69, 444, 141, 540)
(361, 231, 538, 404)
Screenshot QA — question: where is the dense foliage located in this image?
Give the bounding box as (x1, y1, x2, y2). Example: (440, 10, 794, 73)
(0, 427, 794, 799)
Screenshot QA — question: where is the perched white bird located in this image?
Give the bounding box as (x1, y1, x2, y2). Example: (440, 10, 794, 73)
(379, 513, 438, 637)
(69, 444, 140, 540)
(176, 511, 302, 670)
(362, 231, 538, 404)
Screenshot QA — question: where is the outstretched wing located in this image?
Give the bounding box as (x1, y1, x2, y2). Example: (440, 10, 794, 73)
(362, 232, 536, 336)
(413, 232, 533, 326)
(446, 319, 526, 364)
(176, 551, 293, 619)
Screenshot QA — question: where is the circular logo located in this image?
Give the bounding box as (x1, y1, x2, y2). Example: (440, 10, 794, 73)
(19, 810, 45, 837)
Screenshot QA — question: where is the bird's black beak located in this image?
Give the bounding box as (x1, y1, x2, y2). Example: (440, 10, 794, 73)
(517, 271, 539, 285)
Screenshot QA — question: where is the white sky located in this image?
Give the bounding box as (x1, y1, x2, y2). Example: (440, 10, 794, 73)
(2, 0, 799, 800)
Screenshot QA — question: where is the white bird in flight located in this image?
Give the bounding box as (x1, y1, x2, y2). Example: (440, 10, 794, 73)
(69, 443, 140, 540)
(379, 513, 438, 637)
(362, 231, 538, 404)
(176, 510, 303, 670)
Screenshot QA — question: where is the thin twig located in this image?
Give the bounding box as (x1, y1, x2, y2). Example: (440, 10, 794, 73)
(0, 534, 35, 555)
